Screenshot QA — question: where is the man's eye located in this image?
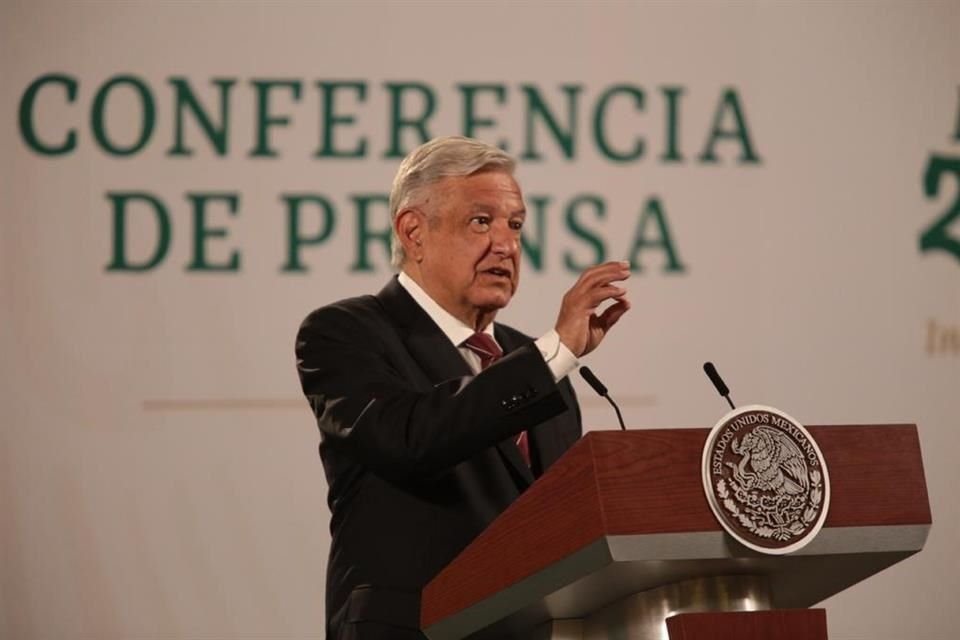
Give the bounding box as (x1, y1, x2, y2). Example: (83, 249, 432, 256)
(509, 220, 524, 231)
(470, 216, 491, 228)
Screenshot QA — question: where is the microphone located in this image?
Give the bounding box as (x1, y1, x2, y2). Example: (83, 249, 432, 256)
(578, 366, 626, 431)
(703, 361, 736, 410)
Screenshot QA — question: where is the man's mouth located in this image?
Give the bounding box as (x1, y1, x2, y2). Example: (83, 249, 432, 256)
(483, 267, 512, 279)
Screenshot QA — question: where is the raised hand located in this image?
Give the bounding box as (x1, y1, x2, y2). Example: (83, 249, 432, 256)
(554, 261, 631, 357)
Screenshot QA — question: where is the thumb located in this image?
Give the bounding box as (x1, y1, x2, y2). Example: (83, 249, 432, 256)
(596, 297, 631, 330)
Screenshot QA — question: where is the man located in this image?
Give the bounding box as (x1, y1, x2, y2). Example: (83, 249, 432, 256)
(296, 136, 630, 640)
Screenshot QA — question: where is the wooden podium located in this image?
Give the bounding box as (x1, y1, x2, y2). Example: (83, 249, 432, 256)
(420, 425, 930, 639)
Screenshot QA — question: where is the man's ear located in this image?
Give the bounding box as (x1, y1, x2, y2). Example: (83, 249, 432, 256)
(395, 208, 425, 263)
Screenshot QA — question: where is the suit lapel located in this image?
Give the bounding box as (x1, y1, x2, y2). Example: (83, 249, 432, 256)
(377, 278, 535, 489)
(377, 277, 472, 384)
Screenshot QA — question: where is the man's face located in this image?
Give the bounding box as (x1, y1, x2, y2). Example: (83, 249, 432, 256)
(415, 170, 525, 327)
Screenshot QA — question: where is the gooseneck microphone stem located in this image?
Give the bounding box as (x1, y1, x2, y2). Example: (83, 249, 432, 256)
(578, 366, 626, 431)
(607, 396, 626, 431)
(722, 394, 735, 411)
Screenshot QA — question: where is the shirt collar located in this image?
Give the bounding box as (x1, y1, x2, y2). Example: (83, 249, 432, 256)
(397, 272, 496, 348)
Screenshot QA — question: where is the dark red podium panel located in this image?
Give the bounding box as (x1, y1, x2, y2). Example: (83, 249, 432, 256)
(667, 609, 828, 640)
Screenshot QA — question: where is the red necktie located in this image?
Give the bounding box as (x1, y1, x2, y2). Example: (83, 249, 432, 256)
(463, 333, 531, 467)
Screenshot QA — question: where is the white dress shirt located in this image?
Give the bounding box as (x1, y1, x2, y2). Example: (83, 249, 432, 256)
(397, 272, 578, 380)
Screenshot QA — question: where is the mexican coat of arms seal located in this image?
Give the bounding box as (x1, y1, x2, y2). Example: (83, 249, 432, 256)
(701, 405, 831, 554)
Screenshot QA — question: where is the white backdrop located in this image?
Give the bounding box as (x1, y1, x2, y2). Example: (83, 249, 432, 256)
(2, 1, 958, 638)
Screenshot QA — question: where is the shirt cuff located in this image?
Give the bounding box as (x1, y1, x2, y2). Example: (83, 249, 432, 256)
(535, 329, 579, 382)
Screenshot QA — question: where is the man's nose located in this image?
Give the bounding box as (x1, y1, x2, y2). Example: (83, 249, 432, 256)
(490, 221, 519, 256)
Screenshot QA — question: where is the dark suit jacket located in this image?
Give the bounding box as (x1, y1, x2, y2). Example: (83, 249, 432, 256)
(295, 277, 581, 640)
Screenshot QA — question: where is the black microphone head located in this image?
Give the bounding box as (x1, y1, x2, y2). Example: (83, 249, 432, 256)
(703, 361, 730, 397)
(578, 366, 608, 397)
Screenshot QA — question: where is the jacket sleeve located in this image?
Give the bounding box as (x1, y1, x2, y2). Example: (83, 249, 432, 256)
(295, 303, 570, 480)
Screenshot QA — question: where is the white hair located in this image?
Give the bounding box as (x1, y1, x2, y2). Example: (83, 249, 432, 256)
(389, 136, 516, 269)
